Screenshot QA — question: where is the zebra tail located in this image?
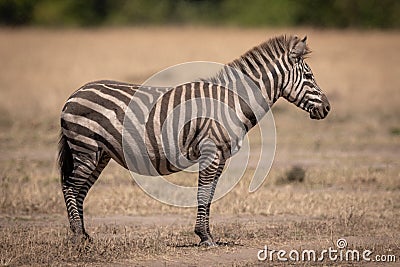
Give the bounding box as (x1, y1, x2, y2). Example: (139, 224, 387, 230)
(58, 132, 73, 184)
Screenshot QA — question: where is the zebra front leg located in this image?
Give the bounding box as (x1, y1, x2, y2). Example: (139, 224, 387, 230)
(195, 153, 224, 246)
(205, 163, 225, 241)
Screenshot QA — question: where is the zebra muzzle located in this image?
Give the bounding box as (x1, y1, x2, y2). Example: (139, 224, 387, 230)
(310, 99, 330, 120)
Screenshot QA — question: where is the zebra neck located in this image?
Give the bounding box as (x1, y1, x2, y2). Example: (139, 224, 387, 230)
(209, 64, 275, 128)
(228, 58, 284, 106)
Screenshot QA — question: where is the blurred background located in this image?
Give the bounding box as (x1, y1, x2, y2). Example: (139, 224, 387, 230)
(0, 0, 399, 28)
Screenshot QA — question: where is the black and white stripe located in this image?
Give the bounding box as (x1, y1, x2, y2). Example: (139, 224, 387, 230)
(59, 35, 330, 246)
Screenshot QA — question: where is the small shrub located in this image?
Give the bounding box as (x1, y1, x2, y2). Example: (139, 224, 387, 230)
(286, 166, 306, 183)
(389, 127, 400, 136)
(276, 165, 306, 184)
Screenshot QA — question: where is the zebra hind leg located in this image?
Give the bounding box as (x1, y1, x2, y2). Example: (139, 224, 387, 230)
(194, 152, 224, 247)
(61, 148, 104, 244)
(75, 153, 111, 242)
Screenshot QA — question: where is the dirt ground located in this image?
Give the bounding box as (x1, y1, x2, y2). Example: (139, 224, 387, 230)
(0, 27, 399, 266)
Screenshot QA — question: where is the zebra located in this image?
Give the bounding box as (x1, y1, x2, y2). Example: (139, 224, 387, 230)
(58, 35, 330, 247)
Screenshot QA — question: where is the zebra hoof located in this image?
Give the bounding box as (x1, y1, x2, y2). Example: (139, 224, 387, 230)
(76, 239, 92, 252)
(70, 233, 93, 249)
(199, 240, 217, 247)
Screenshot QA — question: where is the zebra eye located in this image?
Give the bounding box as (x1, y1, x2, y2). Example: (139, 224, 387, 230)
(304, 73, 313, 80)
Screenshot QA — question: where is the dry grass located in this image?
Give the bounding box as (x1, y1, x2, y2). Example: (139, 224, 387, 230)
(0, 27, 399, 266)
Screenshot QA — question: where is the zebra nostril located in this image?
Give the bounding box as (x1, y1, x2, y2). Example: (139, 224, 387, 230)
(325, 105, 330, 112)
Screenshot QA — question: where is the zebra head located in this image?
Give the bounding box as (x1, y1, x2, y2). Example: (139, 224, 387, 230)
(282, 36, 331, 120)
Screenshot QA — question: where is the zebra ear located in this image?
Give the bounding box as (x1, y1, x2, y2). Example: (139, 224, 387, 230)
(290, 36, 307, 60)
